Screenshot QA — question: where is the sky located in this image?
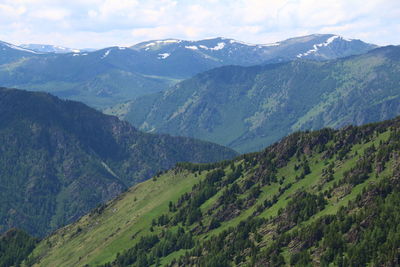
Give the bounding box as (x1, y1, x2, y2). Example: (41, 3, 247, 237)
(0, 0, 399, 49)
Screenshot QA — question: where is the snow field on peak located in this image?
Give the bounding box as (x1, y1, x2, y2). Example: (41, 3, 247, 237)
(297, 35, 343, 58)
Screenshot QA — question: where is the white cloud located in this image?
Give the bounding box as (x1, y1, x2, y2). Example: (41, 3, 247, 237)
(0, 0, 398, 48)
(97, 0, 139, 18)
(0, 4, 26, 17)
(31, 7, 70, 20)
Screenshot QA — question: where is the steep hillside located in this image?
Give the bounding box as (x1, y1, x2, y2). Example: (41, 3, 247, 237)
(0, 34, 375, 108)
(122, 45, 400, 153)
(28, 117, 400, 266)
(0, 88, 237, 237)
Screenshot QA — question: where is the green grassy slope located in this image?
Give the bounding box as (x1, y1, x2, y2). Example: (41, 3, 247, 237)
(27, 117, 400, 266)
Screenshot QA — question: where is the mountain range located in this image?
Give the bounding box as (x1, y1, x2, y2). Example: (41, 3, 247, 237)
(0, 34, 376, 108)
(117, 45, 400, 153)
(128, 34, 376, 77)
(0, 87, 236, 237)
(0, 33, 399, 267)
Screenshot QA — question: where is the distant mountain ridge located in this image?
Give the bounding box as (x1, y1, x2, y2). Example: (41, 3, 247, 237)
(19, 44, 94, 54)
(0, 87, 237, 236)
(0, 34, 376, 108)
(119, 45, 400, 153)
(131, 34, 376, 72)
(0, 41, 39, 65)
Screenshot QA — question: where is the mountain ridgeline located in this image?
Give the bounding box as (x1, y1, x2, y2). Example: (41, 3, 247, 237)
(0, 87, 237, 237)
(120, 45, 400, 153)
(19, 44, 90, 54)
(0, 34, 375, 108)
(27, 116, 400, 266)
(129, 34, 375, 77)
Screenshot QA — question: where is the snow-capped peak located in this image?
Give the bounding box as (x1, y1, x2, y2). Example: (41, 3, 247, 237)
(229, 39, 258, 46)
(0, 42, 39, 54)
(296, 35, 343, 58)
(325, 35, 340, 45)
(157, 39, 180, 44)
(144, 39, 181, 48)
(18, 43, 83, 54)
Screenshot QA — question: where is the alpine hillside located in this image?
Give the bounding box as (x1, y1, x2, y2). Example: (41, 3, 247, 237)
(26, 116, 400, 267)
(119, 45, 400, 153)
(0, 87, 237, 237)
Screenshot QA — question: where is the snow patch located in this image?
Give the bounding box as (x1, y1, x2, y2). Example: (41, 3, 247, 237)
(325, 35, 339, 45)
(118, 46, 127, 50)
(185, 45, 198, 50)
(199, 42, 225, 50)
(229, 39, 257, 46)
(262, 42, 280, 47)
(158, 53, 170, 59)
(296, 35, 339, 58)
(101, 49, 111, 59)
(337, 36, 352, 42)
(210, 42, 225, 50)
(156, 39, 180, 44)
(144, 39, 180, 49)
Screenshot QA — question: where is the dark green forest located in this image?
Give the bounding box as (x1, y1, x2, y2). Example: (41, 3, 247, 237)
(0, 229, 37, 267)
(0, 87, 236, 237)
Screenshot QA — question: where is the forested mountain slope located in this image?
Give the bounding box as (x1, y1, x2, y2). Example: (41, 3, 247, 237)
(0, 229, 37, 267)
(122, 45, 400, 153)
(0, 88, 236, 237)
(28, 116, 400, 266)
